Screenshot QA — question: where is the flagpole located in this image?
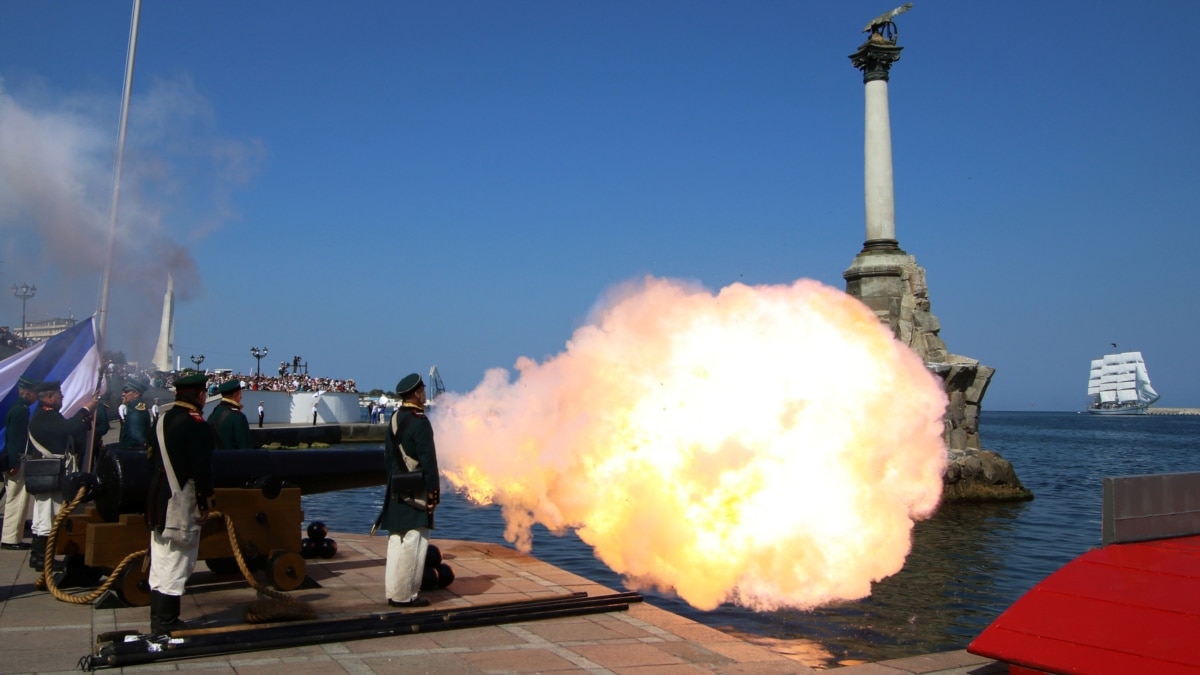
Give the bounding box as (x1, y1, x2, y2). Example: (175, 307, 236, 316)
(89, 0, 142, 473)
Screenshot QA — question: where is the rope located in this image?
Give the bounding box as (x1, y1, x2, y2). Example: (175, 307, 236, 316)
(40, 486, 315, 622)
(40, 485, 145, 604)
(206, 509, 315, 622)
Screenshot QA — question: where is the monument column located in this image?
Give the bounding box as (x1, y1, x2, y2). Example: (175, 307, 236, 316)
(860, 41, 901, 250)
(834, 8, 1009, 484)
(844, 12, 911, 323)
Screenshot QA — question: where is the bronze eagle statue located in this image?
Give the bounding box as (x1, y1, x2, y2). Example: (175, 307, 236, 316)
(862, 3, 913, 34)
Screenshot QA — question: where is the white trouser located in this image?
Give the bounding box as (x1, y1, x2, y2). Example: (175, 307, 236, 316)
(31, 492, 61, 537)
(149, 529, 201, 596)
(386, 528, 429, 603)
(2, 466, 31, 544)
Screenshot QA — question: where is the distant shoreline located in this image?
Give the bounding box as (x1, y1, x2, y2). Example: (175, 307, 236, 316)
(985, 408, 1200, 416)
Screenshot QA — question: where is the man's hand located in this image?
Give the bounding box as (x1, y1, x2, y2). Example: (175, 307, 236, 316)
(195, 496, 217, 525)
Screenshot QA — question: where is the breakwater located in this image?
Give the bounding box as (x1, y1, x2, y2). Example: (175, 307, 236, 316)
(1147, 407, 1200, 415)
(250, 422, 385, 447)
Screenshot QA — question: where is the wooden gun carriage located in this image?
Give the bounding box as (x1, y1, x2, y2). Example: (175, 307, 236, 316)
(53, 447, 384, 606)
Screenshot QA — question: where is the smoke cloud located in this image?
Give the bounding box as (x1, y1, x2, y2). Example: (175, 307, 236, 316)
(435, 276, 948, 612)
(0, 75, 261, 357)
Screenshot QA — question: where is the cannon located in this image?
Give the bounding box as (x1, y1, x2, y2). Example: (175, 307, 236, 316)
(53, 447, 385, 606)
(90, 447, 385, 522)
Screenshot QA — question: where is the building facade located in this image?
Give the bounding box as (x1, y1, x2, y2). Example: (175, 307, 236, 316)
(22, 317, 77, 342)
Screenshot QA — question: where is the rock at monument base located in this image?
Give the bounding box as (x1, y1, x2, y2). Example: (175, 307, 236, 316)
(942, 447, 1033, 504)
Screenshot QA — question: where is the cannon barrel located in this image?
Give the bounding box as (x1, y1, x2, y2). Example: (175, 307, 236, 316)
(93, 447, 385, 522)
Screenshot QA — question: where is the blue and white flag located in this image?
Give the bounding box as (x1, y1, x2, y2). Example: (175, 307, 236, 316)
(0, 316, 104, 453)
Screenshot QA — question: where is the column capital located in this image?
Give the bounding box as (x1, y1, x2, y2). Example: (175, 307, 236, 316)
(849, 37, 903, 84)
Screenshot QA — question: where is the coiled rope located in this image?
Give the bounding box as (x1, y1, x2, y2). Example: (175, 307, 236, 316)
(39, 485, 144, 604)
(40, 485, 315, 622)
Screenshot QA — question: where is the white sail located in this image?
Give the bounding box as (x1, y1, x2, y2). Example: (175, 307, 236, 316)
(1135, 360, 1159, 404)
(1087, 358, 1104, 395)
(1086, 349, 1159, 414)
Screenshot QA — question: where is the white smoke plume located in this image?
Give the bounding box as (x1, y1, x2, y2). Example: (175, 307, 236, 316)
(435, 276, 948, 612)
(0, 75, 261, 357)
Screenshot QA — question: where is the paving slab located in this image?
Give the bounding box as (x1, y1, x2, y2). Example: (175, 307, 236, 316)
(0, 526, 1002, 674)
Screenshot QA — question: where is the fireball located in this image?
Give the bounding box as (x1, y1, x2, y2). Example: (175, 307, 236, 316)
(436, 276, 947, 611)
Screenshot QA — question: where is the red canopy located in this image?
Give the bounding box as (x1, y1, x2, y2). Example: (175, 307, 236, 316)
(969, 534, 1200, 674)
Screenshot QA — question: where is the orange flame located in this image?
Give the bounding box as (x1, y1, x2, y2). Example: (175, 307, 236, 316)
(435, 276, 947, 611)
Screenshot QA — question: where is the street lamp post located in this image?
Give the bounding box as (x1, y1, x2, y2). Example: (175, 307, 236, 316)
(190, 354, 205, 371)
(250, 346, 268, 377)
(11, 283, 36, 339)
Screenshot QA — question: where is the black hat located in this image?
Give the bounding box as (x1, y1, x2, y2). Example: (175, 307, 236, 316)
(173, 371, 208, 389)
(217, 379, 243, 395)
(396, 373, 424, 396)
(122, 380, 147, 394)
(17, 376, 39, 390)
(34, 381, 62, 395)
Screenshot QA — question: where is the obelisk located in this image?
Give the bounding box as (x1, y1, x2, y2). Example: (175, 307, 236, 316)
(151, 273, 175, 372)
(843, 6, 911, 323)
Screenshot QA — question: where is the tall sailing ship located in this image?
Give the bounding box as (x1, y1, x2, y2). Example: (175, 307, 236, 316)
(1086, 349, 1160, 415)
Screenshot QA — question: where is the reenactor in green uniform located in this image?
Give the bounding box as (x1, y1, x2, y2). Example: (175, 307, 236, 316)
(145, 371, 215, 636)
(1, 376, 39, 551)
(379, 373, 440, 608)
(207, 379, 252, 449)
(28, 380, 99, 580)
(119, 381, 153, 450)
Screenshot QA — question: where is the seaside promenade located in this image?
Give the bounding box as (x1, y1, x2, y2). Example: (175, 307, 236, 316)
(0, 533, 1001, 674)
(0, 423, 1003, 673)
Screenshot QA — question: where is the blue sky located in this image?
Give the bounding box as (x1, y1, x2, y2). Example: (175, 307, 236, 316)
(0, 1, 1196, 412)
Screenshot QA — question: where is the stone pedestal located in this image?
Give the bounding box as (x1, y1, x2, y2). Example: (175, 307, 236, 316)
(843, 246, 909, 330)
(845, 252, 992, 452)
(844, 254, 1027, 501)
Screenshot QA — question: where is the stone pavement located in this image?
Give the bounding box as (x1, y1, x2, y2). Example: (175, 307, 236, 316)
(0, 527, 1002, 674)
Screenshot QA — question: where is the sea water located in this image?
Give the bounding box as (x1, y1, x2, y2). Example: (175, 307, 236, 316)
(302, 411, 1200, 665)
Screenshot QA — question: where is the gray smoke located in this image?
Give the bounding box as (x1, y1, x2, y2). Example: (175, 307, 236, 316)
(0, 75, 262, 360)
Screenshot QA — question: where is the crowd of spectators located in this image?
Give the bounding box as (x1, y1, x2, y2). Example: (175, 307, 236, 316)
(208, 372, 357, 394)
(5, 335, 358, 395)
(104, 362, 357, 394)
(0, 326, 34, 352)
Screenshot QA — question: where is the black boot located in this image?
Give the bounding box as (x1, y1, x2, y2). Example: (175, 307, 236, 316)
(28, 535, 45, 571)
(28, 535, 62, 574)
(149, 591, 188, 637)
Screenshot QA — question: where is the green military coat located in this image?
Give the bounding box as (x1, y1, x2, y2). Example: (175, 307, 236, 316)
(380, 406, 440, 534)
(207, 400, 252, 449)
(146, 402, 215, 533)
(29, 405, 91, 458)
(120, 398, 152, 449)
(4, 397, 33, 470)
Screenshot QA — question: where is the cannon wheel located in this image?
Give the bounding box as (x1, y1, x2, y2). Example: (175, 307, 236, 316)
(117, 563, 151, 607)
(267, 550, 306, 591)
